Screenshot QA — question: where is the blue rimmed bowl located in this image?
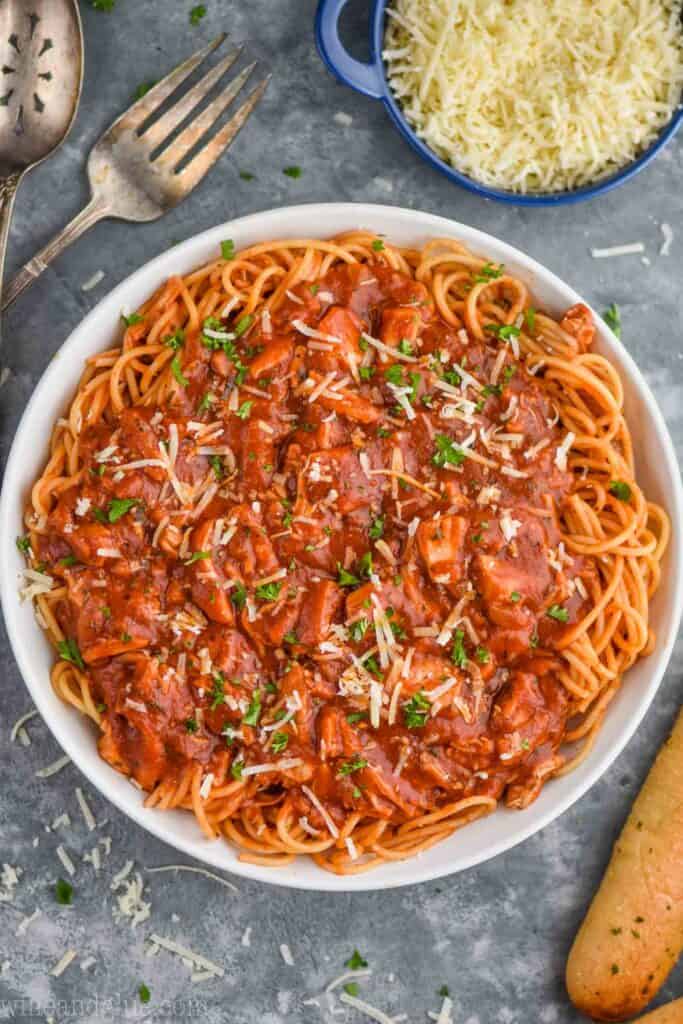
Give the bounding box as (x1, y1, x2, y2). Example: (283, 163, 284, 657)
(315, 0, 683, 206)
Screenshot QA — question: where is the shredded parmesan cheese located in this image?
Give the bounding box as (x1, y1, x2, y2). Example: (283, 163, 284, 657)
(384, 0, 683, 194)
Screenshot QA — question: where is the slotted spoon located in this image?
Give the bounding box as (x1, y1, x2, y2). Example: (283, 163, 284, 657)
(0, 0, 83, 317)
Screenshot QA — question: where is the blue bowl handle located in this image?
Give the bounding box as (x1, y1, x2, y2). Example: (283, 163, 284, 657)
(315, 0, 384, 100)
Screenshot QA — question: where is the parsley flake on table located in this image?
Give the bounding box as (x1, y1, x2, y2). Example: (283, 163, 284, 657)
(55, 878, 73, 905)
(134, 82, 155, 101)
(138, 984, 151, 1004)
(345, 950, 368, 970)
(189, 5, 207, 26)
(602, 303, 621, 338)
(88, 0, 116, 10)
(283, 165, 302, 178)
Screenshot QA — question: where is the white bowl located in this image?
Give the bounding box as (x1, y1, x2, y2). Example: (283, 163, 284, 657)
(2, 203, 681, 892)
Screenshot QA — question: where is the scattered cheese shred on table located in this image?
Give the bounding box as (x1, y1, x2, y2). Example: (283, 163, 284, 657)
(148, 933, 224, 977)
(384, 0, 683, 193)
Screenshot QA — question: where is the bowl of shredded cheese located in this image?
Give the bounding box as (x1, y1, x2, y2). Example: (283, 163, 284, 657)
(315, 0, 683, 204)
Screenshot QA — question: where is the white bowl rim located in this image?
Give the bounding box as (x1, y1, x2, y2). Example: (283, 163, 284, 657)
(2, 202, 681, 893)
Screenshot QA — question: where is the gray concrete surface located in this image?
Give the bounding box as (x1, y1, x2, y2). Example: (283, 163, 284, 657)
(1, 2, 682, 1022)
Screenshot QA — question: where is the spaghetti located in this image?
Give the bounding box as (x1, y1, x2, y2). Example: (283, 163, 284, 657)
(19, 233, 668, 874)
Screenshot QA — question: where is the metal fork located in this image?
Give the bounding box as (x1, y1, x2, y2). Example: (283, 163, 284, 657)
(3, 34, 269, 310)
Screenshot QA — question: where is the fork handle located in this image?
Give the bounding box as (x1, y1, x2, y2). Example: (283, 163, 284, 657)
(2, 194, 110, 311)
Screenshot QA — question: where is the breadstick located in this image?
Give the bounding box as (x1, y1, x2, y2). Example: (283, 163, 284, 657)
(633, 998, 683, 1023)
(566, 708, 683, 1020)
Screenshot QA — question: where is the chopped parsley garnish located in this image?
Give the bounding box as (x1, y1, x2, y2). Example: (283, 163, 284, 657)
(239, 170, 254, 181)
(271, 732, 289, 754)
(602, 303, 621, 339)
(364, 655, 381, 678)
(371, 239, 385, 251)
(121, 312, 144, 327)
(209, 454, 224, 480)
(170, 354, 188, 387)
(165, 328, 185, 350)
(475, 646, 490, 665)
(450, 629, 467, 669)
(441, 368, 462, 388)
(397, 339, 413, 356)
(481, 383, 502, 398)
(359, 366, 375, 381)
(510, 591, 521, 603)
(59, 555, 78, 568)
(547, 604, 569, 622)
(346, 712, 367, 724)
(231, 758, 244, 780)
(358, 551, 373, 578)
(55, 878, 73, 905)
(473, 262, 503, 283)
(221, 239, 235, 261)
(524, 307, 536, 333)
(138, 984, 151, 1004)
(404, 690, 430, 728)
(242, 690, 262, 726)
(369, 515, 385, 540)
(432, 433, 465, 468)
(16, 535, 30, 553)
(235, 400, 253, 420)
(283, 165, 302, 178)
(609, 480, 632, 502)
(120, 632, 132, 643)
(57, 637, 84, 670)
(107, 497, 138, 523)
(384, 364, 404, 387)
(345, 950, 368, 970)
(209, 673, 225, 710)
(438, 985, 450, 998)
(344, 982, 360, 997)
(485, 323, 521, 341)
(230, 582, 247, 610)
(350, 618, 369, 643)
(255, 581, 282, 602)
(234, 314, 253, 338)
(185, 717, 199, 733)
(189, 5, 207, 26)
(185, 550, 210, 565)
(338, 756, 368, 777)
(337, 564, 360, 587)
(283, 630, 298, 644)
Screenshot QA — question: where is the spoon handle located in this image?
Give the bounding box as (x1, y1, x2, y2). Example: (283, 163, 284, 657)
(0, 173, 21, 313)
(1, 194, 110, 312)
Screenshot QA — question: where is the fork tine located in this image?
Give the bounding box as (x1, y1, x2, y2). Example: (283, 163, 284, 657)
(113, 34, 227, 135)
(141, 46, 244, 153)
(154, 63, 257, 171)
(175, 77, 270, 194)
